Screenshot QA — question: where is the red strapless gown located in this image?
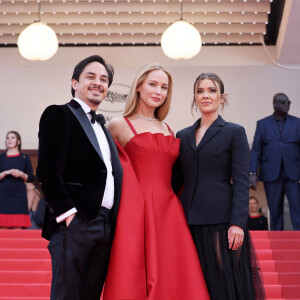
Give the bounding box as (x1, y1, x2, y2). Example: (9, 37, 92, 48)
(103, 118, 210, 300)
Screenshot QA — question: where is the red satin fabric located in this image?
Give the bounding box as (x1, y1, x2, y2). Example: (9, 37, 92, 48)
(103, 133, 210, 300)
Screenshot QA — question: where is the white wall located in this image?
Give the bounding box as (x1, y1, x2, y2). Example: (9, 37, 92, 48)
(0, 45, 300, 149)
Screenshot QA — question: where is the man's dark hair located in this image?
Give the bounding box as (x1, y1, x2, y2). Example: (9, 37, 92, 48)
(71, 55, 114, 97)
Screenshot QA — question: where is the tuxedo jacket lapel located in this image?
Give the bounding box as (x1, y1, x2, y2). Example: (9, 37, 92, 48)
(67, 100, 104, 161)
(197, 115, 225, 150)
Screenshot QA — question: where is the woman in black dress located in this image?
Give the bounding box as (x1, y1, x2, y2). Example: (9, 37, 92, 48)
(173, 73, 265, 299)
(0, 131, 33, 229)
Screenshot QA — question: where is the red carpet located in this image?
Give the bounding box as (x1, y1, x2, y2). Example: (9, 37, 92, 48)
(0, 230, 299, 299)
(251, 230, 300, 300)
(0, 230, 50, 299)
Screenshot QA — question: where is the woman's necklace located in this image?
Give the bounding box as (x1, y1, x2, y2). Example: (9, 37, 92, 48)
(133, 114, 159, 121)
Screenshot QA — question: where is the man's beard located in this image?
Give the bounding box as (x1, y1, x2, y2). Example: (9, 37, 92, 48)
(88, 98, 103, 106)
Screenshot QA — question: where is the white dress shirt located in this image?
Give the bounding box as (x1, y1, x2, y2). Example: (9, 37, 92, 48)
(56, 98, 114, 223)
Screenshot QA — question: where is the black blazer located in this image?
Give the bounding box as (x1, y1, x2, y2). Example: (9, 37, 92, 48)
(250, 114, 300, 182)
(37, 100, 123, 240)
(172, 116, 250, 229)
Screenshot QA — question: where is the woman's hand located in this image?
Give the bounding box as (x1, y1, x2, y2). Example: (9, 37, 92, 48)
(10, 169, 28, 181)
(0, 170, 12, 180)
(228, 225, 244, 251)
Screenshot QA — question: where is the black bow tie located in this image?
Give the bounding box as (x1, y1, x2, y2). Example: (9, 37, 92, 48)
(89, 110, 106, 125)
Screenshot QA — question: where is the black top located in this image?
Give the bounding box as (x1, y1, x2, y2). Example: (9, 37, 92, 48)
(172, 116, 250, 229)
(247, 215, 268, 230)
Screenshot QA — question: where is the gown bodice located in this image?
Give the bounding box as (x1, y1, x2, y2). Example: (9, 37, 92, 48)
(124, 132, 180, 187)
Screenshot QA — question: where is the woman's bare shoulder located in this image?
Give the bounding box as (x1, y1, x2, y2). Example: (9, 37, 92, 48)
(107, 116, 127, 139)
(107, 116, 125, 129)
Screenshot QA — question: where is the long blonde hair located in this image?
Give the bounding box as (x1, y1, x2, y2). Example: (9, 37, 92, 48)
(123, 63, 173, 121)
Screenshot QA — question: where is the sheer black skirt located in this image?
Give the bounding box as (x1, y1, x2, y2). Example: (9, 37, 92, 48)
(189, 224, 265, 300)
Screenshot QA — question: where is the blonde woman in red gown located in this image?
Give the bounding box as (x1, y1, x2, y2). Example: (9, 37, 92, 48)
(103, 63, 210, 300)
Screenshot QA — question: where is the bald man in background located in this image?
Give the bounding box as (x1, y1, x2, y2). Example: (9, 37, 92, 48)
(250, 93, 300, 230)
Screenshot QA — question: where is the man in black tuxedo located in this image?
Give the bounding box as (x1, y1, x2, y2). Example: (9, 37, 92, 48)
(37, 55, 123, 300)
(250, 93, 300, 230)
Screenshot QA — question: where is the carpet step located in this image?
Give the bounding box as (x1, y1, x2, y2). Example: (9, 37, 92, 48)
(256, 249, 273, 260)
(270, 240, 300, 250)
(0, 284, 51, 297)
(0, 297, 49, 300)
(259, 260, 276, 272)
(262, 272, 300, 285)
(0, 230, 42, 239)
(0, 271, 51, 284)
(275, 261, 300, 272)
(282, 285, 300, 298)
(0, 238, 48, 249)
(252, 239, 271, 249)
(273, 250, 300, 261)
(256, 249, 300, 261)
(268, 231, 300, 239)
(0, 259, 51, 271)
(278, 273, 300, 285)
(250, 230, 269, 239)
(262, 272, 279, 284)
(250, 230, 300, 240)
(264, 284, 282, 298)
(0, 249, 50, 259)
(253, 239, 300, 250)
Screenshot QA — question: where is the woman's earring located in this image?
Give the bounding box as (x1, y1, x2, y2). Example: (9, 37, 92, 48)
(195, 106, 198, 112)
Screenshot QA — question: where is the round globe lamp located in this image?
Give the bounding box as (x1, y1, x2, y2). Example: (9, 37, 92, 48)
(18, 21, 58, 61)
(161, 20, 202, 60)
